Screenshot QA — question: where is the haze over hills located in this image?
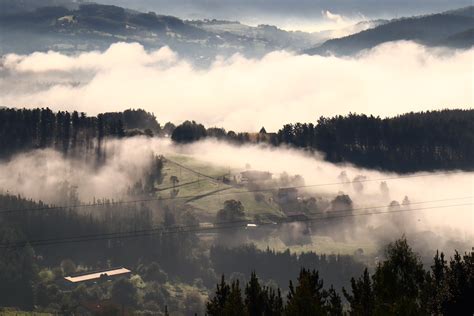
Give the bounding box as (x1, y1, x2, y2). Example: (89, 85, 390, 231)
(0, 1, 329, 61)
(1, 0, 472, 63)
(306, 6, 474, 55)
(0, 1, 473, 315)
(90, 0, 474, 25)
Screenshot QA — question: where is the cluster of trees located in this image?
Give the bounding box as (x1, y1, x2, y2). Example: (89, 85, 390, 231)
(275, 110, 474, 172)
(170, 121, 256, 144)
(0, 192, 204, 311)
(207, 238, 474, 316)
(0, 189, 366, 314)
(171, 121, 257, 144)
(4, 107, 470, 173)
(343, 239, 474, 315)
(171, 120, 207, 143)
(206, 273, 285, 316)
(128, 155, 166, 196)
(1, 188, 473, 315)
(210, 244, 364, 291)
(0, 108, 161, 157)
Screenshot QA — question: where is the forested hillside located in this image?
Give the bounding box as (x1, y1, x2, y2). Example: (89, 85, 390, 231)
(206, 239, 473, 316)
(274, 110, 474, 172)
(0, 108, 160, 158)
(306, 6, 474, 55)
(3, 108, 472, 173)
(0, 191, 367, 313)
(168, 110, 474, 172)
(0, 107, 472, 314)
(1, 190, 472, 314)
(0, 2, 321, 61)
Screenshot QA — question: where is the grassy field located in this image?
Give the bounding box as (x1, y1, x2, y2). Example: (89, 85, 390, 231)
(156, 154, 285, 221)
(154, 155, 380, 257)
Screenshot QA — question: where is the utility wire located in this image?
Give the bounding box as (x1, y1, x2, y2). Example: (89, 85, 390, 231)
(0, 170, 470, 215)
(1, 201, 471, 249)
(2, 195, 469, 244)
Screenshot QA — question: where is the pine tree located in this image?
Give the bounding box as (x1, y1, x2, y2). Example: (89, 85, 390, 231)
(343, 268, 375, 316)
(206, 275, 231, 316)
(223, 279, 245, 316)
(263, 287, 283, 316)
(245, 271, 265, 316)
(325, 286, 343, 316)
(285, 268, 327, 316)
(372, 237, 428, 315)
(426, 250, 447, 314)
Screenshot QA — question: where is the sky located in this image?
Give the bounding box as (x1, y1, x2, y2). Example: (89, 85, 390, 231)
(96, 0, 472, 31)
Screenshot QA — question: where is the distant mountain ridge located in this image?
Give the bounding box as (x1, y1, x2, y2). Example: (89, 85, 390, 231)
(0, 1, 472, 61)
(305, 6, 474, 55)
(0, 1, 325, 62)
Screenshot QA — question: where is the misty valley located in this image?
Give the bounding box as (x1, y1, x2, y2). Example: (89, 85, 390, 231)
(0, 0, 473, 315)
(0, 107, 472, 315)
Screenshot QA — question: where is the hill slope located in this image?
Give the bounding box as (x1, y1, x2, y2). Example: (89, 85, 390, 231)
(0, 2, 323, 62)
(306, 6, 474, 55)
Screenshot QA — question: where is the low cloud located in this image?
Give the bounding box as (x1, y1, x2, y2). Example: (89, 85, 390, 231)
(0, 137, 472, 253)
(0, 137, 168, 204)
(0, 42, 472, 132)
(181, 138, 474, 233)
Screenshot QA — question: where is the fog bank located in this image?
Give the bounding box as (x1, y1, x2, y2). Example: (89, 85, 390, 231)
(0, 137, 472, 238)
(1, 41, 472, 131)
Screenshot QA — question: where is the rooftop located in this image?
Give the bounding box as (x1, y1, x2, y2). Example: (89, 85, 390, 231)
(64, 267, 131, 283)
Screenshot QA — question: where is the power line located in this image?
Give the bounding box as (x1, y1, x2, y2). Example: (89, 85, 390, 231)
(0, 170, 470, 215)
(6, 202, 473, 248)
(163, 157, 226, 182)
(1, 201, 471, 249)
(3, 196, 469, 244)
(3, 196, 474, 241)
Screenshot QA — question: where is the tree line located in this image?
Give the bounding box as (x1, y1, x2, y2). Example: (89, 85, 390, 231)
(3, 107, 472, 172)
(206, 238, 473, 316)
(210, 244, 364, 292)
(170, 110, 474, 172)
(274, 110, 474, 172)
(0, 107, 161, 158)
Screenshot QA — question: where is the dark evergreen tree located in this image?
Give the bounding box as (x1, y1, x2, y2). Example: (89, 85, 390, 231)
(223, 280, 245, 316)
(245, 271, 265, 316)
(326, 286, 343, 316)
(285, 268, 327, 316)
(343, 268, 375, 316)
(171, 120, 207, 143)
(372, 238, 428, 315)
(207, 275, 231, 316)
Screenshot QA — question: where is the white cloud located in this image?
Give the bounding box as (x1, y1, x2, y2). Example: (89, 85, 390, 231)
(323, 10, 345, 24)
(0, 41, 472, 132)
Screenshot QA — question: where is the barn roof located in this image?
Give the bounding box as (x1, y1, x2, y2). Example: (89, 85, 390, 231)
(64, 267, 131, 283)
